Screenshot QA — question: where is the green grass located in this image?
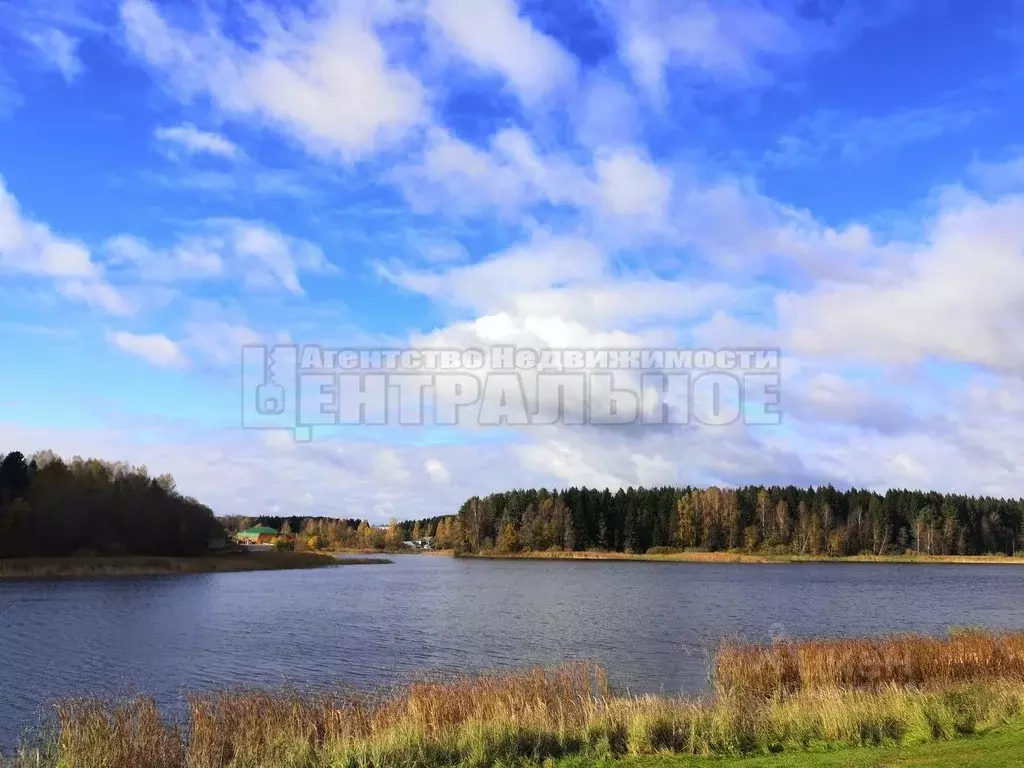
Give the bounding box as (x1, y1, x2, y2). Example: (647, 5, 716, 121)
(556, 726, 1024, 767)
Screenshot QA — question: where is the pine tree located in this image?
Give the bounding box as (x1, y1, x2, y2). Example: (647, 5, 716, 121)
(624, 508, 639, 553)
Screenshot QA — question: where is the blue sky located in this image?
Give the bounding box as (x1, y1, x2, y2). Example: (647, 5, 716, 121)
(3, 0, 1024, 520)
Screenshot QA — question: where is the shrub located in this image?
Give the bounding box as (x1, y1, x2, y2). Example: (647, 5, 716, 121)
(271, 536, 293, 552)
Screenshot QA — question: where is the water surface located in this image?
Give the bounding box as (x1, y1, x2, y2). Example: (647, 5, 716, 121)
(3, 556, 1024, 746)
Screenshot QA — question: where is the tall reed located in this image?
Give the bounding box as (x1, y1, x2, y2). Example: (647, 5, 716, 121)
(22, 631, 1024, 768)
(715, 628, 1024, 697)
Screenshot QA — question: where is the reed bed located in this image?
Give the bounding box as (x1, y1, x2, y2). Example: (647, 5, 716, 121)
(715, 628, 1024, 697)
(11, 632, 1024, 768)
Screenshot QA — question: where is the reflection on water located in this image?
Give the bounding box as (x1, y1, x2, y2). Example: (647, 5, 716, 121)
(3, 556, 1024, 745)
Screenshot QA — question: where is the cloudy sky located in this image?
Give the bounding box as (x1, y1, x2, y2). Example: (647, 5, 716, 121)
(2, 0, 1024, 520)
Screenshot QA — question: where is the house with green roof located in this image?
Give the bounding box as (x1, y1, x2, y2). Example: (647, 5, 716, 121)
(235, 524, 278, 545)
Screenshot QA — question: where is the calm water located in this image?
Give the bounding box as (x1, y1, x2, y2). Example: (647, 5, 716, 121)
(3, 556, 1024, 745)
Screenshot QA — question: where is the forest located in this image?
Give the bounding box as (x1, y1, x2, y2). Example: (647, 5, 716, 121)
(5, 444, 1024, 560)
(0, 449, 222, 558)
(439, 485, 1024, 557)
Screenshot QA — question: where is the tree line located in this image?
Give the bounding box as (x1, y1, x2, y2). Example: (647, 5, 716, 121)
(0, 449, 222, 558)
(220, 515, 449, 551)
(8, 445, 1022, 561)
(429, 485, 1024, 557)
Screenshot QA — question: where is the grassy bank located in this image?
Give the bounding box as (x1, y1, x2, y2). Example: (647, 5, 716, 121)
(11, 630, 1024, 767)
(0, 552, 391, 580)
(460, 549, 1024, 565)
(556, 727, 1024, 767)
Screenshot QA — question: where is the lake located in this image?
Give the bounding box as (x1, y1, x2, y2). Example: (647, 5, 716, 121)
(3, 555, 1024, 747)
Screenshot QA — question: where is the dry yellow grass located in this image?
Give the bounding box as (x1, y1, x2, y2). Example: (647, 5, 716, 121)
(29, 632, 1024, 768)
(716, 629, 1024, 697)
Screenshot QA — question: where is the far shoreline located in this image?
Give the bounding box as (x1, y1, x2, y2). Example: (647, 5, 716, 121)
(455, 549, 1024, 566)
(0, 552, 392, 581)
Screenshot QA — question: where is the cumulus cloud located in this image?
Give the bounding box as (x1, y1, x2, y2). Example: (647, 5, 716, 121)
(594, 147, 672, 221)
(106, 330, 188, 368)
(121, 0, 427, 163)
(777, 191, 1024, 373)
(394, 129, 675, 244)
(425, 0, 577, 103)
(7, 0, 1024, 519)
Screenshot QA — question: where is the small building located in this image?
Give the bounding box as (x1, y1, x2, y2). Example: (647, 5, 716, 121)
(236, 525, 279, 545)
(403, 539, 434, 550)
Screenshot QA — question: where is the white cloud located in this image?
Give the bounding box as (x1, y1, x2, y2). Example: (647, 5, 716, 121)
(154, 123, 241, 159)
(594, 147, 672, 221)
(384, 228, 736, 332)
(104, 233, 225, 282)
(381, 233, 607, 314)
(425, 458, 450, 484)
(395, 129, 674, 237)
(425, 0, 577, 102)
(606, 0, 797, 102)
(0, 176, 131, 314)
(106, 330, 188, 368)
(221, 220, 335, 294)
(8, 0, 1024, 523)
(178, 300, 273, 366)
(59, 280, 134, 316)
(0, 177, 94, 278)
(777, 191, 1024, 373)
(396, 127, 590, 216)
(26, 27, 83, 82)
(373, 449, 411, 484)
(102, 220, 334, 294)
(121, 0, 427, 163)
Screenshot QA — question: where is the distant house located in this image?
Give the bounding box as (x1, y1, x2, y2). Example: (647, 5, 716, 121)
(403, 539, 434, 550)
(236, 525, 279, 545)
